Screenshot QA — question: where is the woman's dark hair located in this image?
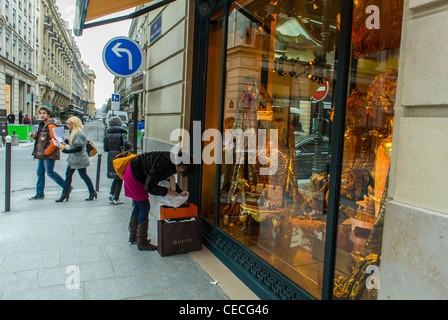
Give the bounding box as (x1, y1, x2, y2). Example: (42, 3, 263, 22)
(177, 152, 196, 176)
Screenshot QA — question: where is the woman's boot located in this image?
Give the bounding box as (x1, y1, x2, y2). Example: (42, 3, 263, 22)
(137, 220, 157, 251)
(128, 215, 138, 244)
(86, 190, 97, 201)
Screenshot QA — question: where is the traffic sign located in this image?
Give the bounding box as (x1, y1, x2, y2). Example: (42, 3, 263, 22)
(103, 37, 143, 77)
(311, 81, 329, 102)
(111, 94, 120, 111)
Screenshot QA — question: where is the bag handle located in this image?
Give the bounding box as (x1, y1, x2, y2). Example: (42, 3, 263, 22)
(115, 151, 131, 158)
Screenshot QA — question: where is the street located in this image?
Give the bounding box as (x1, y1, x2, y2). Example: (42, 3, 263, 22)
(0, 119, 243, 301)
(0, 120, 108, 205)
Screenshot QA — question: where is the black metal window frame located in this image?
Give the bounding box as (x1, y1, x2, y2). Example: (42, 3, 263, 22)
(189, 0, 354, 300)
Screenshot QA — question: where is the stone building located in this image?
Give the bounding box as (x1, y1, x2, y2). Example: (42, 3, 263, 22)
(0, 0, 38, 122)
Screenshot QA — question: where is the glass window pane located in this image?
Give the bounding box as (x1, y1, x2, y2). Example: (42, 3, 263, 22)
(332, 0, 404, 300)
(201, 12, 225, 224)
(218, 0, 342, 299)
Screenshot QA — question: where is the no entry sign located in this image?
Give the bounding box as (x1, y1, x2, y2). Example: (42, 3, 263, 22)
(311, 81, 329, 102)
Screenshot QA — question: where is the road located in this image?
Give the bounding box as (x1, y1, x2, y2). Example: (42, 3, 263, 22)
(0, 120, 110, 205)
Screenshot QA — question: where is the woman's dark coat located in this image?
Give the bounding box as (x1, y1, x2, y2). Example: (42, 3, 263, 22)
(103, 126, 132, 179)
(129, 151, 182, 196)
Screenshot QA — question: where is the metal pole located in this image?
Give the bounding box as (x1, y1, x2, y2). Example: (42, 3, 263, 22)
(96, 154, 102, 192)
(5, 135, 12, 212)
(132, 94, 138, 153)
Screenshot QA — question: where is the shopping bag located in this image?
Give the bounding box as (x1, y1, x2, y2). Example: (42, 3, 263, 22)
(160, 203, 198, 220)
(157, 218, 202, 256)
(112, 151, 139, 180)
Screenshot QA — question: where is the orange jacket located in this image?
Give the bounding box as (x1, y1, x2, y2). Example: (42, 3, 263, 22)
(44, 123, 58, 156)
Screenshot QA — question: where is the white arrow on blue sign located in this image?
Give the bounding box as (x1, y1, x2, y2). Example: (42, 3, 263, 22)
(103, 37, 143, 77)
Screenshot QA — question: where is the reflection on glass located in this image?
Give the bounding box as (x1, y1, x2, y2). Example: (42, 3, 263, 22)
(201, 12, 224, 224)
(217, 0, 341, 299)
(332, 0, 403, 300)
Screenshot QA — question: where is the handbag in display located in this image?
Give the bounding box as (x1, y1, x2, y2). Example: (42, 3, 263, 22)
(157, 218, 202, 256)
(257, 103, 273, 121)
(256, 110, 273, 121)
(256, 184, 283, 209)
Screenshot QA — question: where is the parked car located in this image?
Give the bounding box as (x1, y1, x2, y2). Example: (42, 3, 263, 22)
(295, 135, 331, 179)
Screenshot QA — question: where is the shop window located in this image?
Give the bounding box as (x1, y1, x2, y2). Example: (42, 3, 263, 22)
(201, 0, 343, 299)
(332, 0, 403, 300)
(200, 0, 403, 300)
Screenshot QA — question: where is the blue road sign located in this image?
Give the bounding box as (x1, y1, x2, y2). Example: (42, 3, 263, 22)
(103, 37, 143, 77)
(112, 94, 120, 102)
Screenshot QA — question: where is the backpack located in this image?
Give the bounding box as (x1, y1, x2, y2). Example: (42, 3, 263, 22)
(112, 151, 139, 180)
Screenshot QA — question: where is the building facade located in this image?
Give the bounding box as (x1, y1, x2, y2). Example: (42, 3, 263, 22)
(0, 0, 38, 122)
(35, 0, 73, 113)
(0, 0, 96, 123)
(92, 0, 447, 300)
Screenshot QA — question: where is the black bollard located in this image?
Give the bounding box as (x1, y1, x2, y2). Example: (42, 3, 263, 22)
(5, 136, 12, 212)
(96, 153, 102, 192)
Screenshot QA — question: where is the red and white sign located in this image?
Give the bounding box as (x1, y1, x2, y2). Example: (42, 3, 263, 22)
(311, 81, 329, 102)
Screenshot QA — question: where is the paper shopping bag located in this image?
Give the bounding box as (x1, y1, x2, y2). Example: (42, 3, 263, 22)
(157, 218, 202, 256)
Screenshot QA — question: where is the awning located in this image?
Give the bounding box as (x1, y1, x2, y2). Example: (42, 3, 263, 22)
(91, 0, 154, 22)
(74, 0, 177, 36)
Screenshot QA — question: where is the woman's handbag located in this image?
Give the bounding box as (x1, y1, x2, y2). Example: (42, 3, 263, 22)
(86, 140, 98, 157)
(112, 151, 139, 180)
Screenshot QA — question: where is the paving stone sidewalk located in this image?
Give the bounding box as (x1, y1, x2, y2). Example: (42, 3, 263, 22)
(0, 187, 229, 300)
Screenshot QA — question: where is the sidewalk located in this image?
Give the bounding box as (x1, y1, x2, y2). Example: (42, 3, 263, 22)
(0, 185, 258, 300)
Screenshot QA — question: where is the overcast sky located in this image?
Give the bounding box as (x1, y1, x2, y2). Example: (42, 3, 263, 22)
(55, 0, 133, 112)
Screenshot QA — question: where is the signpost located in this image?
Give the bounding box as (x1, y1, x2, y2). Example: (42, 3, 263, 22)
(103, 37, 144, 153)
(102, 37, 143, 78)
(111, 94, 120, 111)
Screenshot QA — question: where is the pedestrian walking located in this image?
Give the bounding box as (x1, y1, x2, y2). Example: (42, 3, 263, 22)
(7, 112, 15, 124)
(55, 116, 96, 202)
(123, 151, 195, 250)
(19, 111, 23, 124)
(23, 115, 31, 125)
(103, 116, 132, 205)
(29, 106, 65, 200)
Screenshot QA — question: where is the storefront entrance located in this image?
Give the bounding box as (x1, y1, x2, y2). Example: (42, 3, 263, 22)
(190, 0, 404, 300)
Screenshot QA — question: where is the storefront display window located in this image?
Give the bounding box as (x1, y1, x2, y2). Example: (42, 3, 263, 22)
(202, 0, 342, 299)
(198, 0, 403, 300)
(332, 0, 403, 300)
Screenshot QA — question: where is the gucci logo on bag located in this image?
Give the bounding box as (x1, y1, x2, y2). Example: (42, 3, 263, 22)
(173, 238, 192, 245)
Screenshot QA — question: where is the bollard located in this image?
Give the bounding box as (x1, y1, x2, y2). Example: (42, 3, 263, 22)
(96, 153, 102, 192)
(5, 136, 12, 212)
